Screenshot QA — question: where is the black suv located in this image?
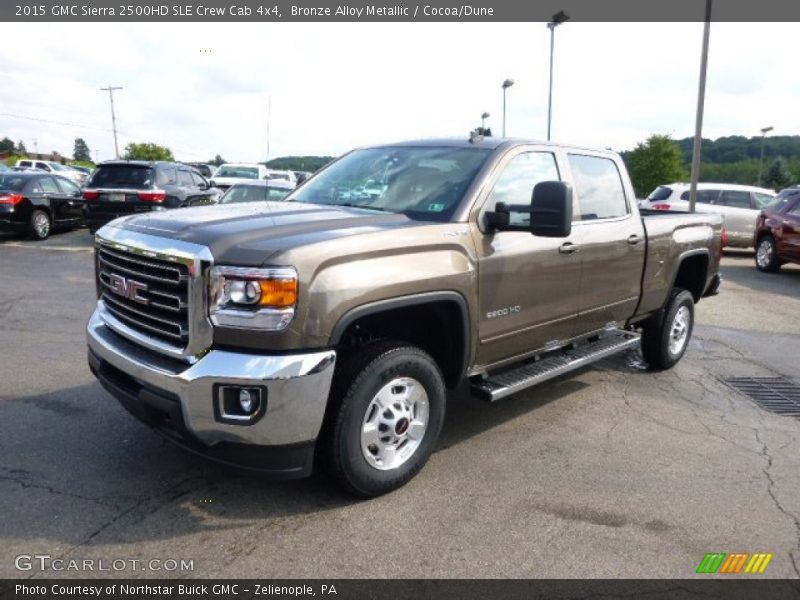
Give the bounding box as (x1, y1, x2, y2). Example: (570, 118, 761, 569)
(83, 161, 220, 233)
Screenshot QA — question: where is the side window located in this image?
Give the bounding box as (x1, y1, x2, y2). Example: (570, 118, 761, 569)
(753, 192, 775, 209)
(26, 180, 43, 194)
(36, 162, 51, 171)
(56, 178, 80, 195)
(787, 199, 800, 216)
(39, 177, 60, 193)
(191, 172, 206, 187)
(178, 170, 194, 186)
(158, 167, 177, 185)
(568, 154, 628, 220)
(19, 160, 32, 168)
(489, 152, 560, 226)
(682, 189, 719, 203)
(719, 190, 752, 209)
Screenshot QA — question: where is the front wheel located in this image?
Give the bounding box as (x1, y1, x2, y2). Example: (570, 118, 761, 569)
(641, 288, 695, 370)
(322, 341, 446, 497)
(755, 236, 781, 272)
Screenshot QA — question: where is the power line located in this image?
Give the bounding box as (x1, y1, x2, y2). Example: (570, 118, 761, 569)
(0, 112, 116, 133)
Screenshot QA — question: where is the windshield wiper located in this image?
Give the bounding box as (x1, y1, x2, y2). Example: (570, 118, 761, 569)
(337, 202, 392, 212)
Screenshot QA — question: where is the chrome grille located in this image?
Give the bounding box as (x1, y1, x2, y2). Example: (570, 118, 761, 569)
(96, 244, 190, 348)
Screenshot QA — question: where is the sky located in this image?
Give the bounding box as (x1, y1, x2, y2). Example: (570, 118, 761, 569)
(1, 22, 796, 163)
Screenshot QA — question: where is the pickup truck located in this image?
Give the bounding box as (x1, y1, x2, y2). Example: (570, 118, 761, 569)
(86, 137, 723, 497)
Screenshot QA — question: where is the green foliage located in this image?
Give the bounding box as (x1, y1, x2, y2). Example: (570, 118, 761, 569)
(208, 154, 226, 167)
(122, 142, 174, 162)
(265, 156, 334, 172)
(763, 157, 794, 189)
(624, 134, 688, 197)
(0, 137, 14, 154)
(470, 127, 492, 137)
(73, 138, 91, 162)
(2, 154, 23, 167)
(15, 140, 26, 154)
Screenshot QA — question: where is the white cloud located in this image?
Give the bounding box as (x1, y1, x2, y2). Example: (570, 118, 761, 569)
(0, 21, 796, 162)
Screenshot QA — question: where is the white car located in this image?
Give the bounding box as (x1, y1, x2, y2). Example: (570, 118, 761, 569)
(15, 159, 88, 186)
(266, 169, 297, 188)
(210, 163, 269, 191)
(640, 182, 776, 248)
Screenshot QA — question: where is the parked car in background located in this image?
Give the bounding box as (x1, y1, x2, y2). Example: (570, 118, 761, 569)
(293, 170, 313, 185)
(754, 186, 800, 272)
(70, 165, 94, 177)
(218, 180, 294, 204)
(183, 162, 216, 178)
(82, 160, 219, 233)
(266, 169, 297, 187)
(15, 159, 88, 186)
(0, 171, 85, 239)
(640, 183, 775, 247)
(0, 163, 10, 172)
(210, 163, 269, 190)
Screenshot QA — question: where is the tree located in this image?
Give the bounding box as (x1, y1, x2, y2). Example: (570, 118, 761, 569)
(0, 137, 14, 153)
(208, 154, 225, 167)
(763, 157, 794, 190)
(624, 134, 688, 198)
(73, 138, 91, 162)
(469, 127, 492, 137)
(15, 140, 27, 155)
(122, 142, 174, 161)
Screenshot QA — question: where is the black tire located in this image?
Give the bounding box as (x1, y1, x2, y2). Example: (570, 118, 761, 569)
(755, 235, 781, 272)
(321, 340, 446, 497)
(641, 288, 695, 371)
(27, 209, 51, 240)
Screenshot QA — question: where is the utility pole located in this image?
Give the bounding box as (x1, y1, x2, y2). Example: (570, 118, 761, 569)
(687, 1, 712, 214)
(758, 126, 774, 186)
(100, 85, 123, 159)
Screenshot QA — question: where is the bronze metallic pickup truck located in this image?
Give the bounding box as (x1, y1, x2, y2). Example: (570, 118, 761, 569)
(86, 138, 723, 496)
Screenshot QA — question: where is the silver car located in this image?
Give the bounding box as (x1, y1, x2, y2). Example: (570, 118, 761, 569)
(640, 183, 775, 247)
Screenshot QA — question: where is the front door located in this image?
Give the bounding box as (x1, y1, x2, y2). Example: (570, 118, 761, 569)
(472, 148, 582, 368)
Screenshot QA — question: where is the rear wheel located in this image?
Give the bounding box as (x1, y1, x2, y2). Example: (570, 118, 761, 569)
(321, 341, 446, 497)
(755, 235, 780, 272)
(28, 210, 51, 240)
(641, 288, 694, 370)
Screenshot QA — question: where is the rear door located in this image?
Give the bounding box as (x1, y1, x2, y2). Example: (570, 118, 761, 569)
(716, 190, 759, 245)
(53, 177, 84, 222)
(567, 153, 646, 333)
(38, 176, 69, 223)
(190, 171, 215, 204)
(473, 147, 583, 366)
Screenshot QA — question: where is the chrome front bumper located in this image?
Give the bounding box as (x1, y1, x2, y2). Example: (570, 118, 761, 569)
(86, 308, 336, 448)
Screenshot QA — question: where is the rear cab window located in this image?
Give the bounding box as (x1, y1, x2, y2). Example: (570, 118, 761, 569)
(568, 154, 629, 220)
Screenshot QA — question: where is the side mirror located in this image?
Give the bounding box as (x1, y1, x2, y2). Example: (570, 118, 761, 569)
(485, 180, 572, 237)
(530, 181, 572, 237)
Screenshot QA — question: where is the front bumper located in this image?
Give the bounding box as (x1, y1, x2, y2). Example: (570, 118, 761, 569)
(86, 308, 336, 478)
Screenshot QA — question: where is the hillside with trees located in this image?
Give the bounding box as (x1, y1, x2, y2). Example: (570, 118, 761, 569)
(266, 156, 334, 172)
(622, 134, 800, 196)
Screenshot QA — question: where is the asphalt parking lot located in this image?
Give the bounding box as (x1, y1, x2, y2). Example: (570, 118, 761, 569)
(1, 229, 799, 579)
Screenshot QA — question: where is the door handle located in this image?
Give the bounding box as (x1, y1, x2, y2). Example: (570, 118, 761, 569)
(627, 234, 642, 245)
(559, 242, 578, 255)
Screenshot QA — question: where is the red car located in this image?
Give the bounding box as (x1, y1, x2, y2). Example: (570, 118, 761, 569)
(754, 187, 800, 272)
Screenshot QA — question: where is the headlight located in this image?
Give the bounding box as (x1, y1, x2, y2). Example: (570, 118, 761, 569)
(209, 266, 298, 331)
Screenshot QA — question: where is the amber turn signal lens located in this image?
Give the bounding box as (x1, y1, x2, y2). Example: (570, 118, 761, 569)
(258, 278, 298, 308)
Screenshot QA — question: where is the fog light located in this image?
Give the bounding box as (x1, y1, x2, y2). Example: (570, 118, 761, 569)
(216, 385, 265, 424)
(239, 388, 256, 414)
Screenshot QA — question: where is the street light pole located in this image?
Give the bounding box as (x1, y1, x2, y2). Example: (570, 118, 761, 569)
(758, 126, 774, 186)
(501, 79, 514, 137)
(547, 11, 569, 141)
(100, 85, 123, 159)
(687, 0, 712, 214)
(481, 111, 490, 132)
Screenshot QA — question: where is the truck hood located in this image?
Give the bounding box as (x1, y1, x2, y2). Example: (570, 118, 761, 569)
(103, 201, 419, 265)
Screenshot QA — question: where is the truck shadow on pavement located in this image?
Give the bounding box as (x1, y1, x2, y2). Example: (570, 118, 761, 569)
(0, 375, 591, 550)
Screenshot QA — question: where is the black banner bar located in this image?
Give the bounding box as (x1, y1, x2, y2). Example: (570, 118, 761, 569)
(3, 0, 800, 22)
(2, 580, 800, 600)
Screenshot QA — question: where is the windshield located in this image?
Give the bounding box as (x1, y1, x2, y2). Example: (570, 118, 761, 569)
(647, 186, 673, 201)
(89, 165, 155, 188)
(220, 185, 291, 203)
(215, 166, 259, 179)
(50, 163, 70, 171)
(287, 146, 490, 221)
(0, 174, 29, 191)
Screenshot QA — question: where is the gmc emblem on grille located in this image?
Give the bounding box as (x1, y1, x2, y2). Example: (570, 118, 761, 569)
(108, 273, 149, 304)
